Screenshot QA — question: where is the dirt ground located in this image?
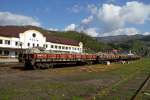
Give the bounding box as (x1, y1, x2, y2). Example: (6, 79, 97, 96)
(0, 63, 119, 100)
(0, 59, 149, 100)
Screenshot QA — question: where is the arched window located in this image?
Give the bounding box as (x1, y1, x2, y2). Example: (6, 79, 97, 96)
(32, 33, 36, 38)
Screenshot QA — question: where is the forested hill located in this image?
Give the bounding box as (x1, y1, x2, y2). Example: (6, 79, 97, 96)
(96, 34, 146, 43)
(97, 35, 150, 56)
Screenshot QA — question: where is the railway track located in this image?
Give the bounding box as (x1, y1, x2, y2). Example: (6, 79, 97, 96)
(130, 74, 150, 100)
(0, 63, 24, 72)
(0, 63, 20, 68)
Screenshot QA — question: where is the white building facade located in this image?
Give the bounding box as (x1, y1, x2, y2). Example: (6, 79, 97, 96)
(0, 26, 83, 57)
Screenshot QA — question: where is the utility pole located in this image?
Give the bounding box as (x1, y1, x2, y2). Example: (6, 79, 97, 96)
(20, 42, 23, 54)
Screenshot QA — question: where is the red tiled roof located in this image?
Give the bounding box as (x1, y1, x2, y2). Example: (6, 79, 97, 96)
(0, 26, 79, 46)
(46, 35, 79, 46)
(0, 26, 28, 38)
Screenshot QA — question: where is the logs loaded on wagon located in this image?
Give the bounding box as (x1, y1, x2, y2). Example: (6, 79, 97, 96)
(18, 48, 140, 69)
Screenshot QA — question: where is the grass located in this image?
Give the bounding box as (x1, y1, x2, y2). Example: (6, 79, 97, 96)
(0, 58, 149, 100)
(95, 58, 150, 99)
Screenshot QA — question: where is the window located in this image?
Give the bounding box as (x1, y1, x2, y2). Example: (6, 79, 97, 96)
(43, 44, 48, 48)
(28, 43, 30, 46)
(0, 50, 2, 55)
(20, 43, 22, 46)
(32, 33, 36, 37)
(0, 40, 3, 44)
(59, 46, 61, 49)
(66, 47, 68, 50)
(37, 44, 39, 47)
(33, 43, 35, 47)
(15, 52, 18, 56)
(5, 40, 10, 45)
(69, 47, 71, 50)
(15, 42, 18, 46)
(4, 50, 9, 56)
(46, 45, 48, 48)
(62, 46, 65, 49)
(55, 45, 57, 49)
(51, 45, 54, 48)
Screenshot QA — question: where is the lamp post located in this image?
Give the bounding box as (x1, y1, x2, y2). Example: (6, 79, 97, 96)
(18, 41, 23, 63)
(19, 41, 23, 54)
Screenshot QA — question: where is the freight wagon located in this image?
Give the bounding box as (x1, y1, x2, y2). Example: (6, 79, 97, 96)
(18, 48, 140, 69)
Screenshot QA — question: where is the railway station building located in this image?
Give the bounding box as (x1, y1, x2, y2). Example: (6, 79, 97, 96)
(0, 26, 83, 58)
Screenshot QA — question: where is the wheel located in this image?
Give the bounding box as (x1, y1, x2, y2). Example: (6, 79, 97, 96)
(24, 61, 32, 69)
(32, 65, 37, 70)
(49, 64, 54, 69)
(34, 63, 40, 69)
(31, 61, 37, 70)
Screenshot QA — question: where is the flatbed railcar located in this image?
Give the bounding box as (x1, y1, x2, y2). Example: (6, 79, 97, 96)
(20, 53, 97, 69)
(18, 48, 140, 69)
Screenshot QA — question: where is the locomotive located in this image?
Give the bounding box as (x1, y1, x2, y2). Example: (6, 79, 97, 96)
(18, 47, 140, 69)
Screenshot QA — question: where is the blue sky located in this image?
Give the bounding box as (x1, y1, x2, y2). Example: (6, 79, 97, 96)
(0, 0, 150, 36)
(0, 0, 104, 28)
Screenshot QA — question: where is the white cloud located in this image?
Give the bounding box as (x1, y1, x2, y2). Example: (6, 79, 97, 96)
(143, 32, 150, 35)
(64, 24, 77, 31)
(87, 4, 98, 15)
(79, 16, 94, 33)
(83, 27, 99, 37)
(102, 28, 140, 37)
(0, 12, 40, 26)
(48, 28, 59, 31)
(121, 1, 150, 24)
(81, 16, 93, 25)
(64, 23, 98, 37)
(64, 1, 150, 37)
(91, 1, 150, 25)
(88, 1, 150, 32)
(67, 5, 83, 13)
(97, 4, 123, 31)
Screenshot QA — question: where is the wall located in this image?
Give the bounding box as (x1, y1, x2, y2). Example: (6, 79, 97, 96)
(20, 30, 46, 48)
(45, 42, 82, 53)
(0, 36, 20, 48)
(0, 29, 83, 57)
